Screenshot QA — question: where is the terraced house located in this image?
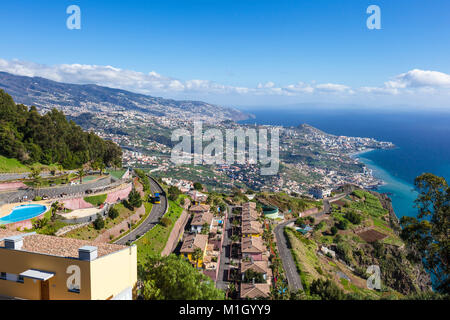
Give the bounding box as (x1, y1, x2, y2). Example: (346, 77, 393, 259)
(180, 233, 209, 268)
(241, 220, 263, 238)
(241, 237, 267, 261)
(0, 230, 137, 300)
(190, 211, 213, 234)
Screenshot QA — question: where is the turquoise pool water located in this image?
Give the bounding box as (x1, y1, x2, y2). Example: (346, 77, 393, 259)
(0, 204, 47, 225)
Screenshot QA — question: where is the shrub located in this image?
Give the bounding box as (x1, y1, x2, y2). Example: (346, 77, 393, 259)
(33, 217, 49, 229)
(330, 226, 338, 235)
(295, 217, 306, 227)
(336, 220, 348, 230)
(309, 279, 346, 300)
(344, 210, 362, 224)
(160, 217, 172, 227)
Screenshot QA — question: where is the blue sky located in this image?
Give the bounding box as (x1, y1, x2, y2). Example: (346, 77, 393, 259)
(0, 0, 449, 108)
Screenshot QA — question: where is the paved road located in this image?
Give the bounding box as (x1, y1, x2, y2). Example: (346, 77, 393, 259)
(274, 193, 349, 290)
(115, 176, 168, 245)
(314, 193, 348, 219)
(215, 205, 234, 290)
(274, 219, 304, 291)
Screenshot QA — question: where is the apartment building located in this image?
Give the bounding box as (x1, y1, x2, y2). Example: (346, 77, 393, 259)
(0, 230, 137, 300)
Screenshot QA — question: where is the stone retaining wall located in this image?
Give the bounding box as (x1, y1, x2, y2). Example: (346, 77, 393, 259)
(161, 210, 189, 256)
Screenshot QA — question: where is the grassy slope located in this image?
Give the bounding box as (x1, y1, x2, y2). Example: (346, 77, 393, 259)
(64, 202, 137, 240)
(83, 194, 107, 207)
(0, 155, 60, 174)
(0, 155, 29, 173)
(136, 199, 184, 264)
(285, 189, 411, 298)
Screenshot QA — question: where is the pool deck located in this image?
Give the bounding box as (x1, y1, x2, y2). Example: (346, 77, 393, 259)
(59, 207, 102, 220)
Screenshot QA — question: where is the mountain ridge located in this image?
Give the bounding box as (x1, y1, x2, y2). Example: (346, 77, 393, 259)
(0, 71, 250, 122)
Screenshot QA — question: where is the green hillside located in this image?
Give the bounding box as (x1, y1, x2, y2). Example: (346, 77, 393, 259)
(0, 89, 122, 170)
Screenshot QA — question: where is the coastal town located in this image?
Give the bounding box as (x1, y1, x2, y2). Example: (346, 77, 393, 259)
(65, 106, 394, 196)
(0, 85, 438, 301)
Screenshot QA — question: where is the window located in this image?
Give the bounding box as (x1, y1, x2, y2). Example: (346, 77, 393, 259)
(0, 272, 24, 283)
(68, 288, 81, 294)
(68, 284, 81, 294)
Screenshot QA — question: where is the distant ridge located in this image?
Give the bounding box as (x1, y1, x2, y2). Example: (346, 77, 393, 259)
(0, 71, 250, 122)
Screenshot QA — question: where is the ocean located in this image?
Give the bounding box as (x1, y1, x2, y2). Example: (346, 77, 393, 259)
(239, 107, 450, 219)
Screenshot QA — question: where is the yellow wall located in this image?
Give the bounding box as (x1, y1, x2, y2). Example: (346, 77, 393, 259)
(243, 233, 261, 238)
(0, 249, 91, 300)
(184, 247, 207, 268)
(0, 246, 137, 300)
(90, 245, 137, 300)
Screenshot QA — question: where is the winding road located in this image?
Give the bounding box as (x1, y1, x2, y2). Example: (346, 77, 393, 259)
(114, 176, 168, 245)
(274, 193, 348, 291)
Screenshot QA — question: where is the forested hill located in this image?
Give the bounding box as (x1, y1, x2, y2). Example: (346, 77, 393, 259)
(0, 89, 122, 169)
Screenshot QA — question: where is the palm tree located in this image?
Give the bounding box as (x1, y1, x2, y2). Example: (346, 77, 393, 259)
(28, 167, 42, 198)
(192, 248, 203, 269)
(76, 167, 85, 184)
(230, 234, 239, 258)
(99, 162, 106, 176)
(90, 161, 99, 173)
(51, 201, 61, 221)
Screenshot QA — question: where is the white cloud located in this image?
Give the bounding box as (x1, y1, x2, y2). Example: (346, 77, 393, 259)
(0, 59, 448, 102)
(360, 69, 450, 96)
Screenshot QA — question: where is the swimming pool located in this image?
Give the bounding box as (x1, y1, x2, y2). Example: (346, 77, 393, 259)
(0, 204, 47, 225)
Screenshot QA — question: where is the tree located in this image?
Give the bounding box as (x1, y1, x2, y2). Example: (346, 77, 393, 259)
(50, 201, 61, 222)
(93, 214, 105, 230)
(0, 90, 122, 170)
(295, 217, 306, 228)
(138, 254, 224, 300)
(193, 182, 203, 191)
(108, 207, 119, 220)
(400, 173, 449, 294)
(218, 203, 227, 213)
(28, 167, 42, 197)
(128, 189, 143, 209)
(336, 219, 348, 230)
(33, 217, 49, 230)
(242, 269, 265, 283)
(76, 167, 85, 184)
(168, 186, 181, 202)
(192, 248, 204, 268)
(98, 162, 106, 175)
(201, 223, 210, 235)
